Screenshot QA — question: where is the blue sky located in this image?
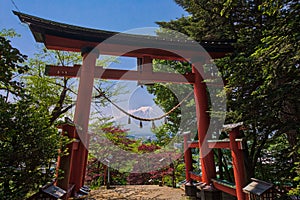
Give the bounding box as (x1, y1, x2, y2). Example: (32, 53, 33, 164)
(1, 0, 188, 57)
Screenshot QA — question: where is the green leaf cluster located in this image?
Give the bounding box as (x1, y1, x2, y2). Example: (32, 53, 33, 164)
(0, 35, 63, 199)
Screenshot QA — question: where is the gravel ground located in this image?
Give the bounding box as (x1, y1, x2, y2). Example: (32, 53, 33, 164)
(88, 185, 186, 200)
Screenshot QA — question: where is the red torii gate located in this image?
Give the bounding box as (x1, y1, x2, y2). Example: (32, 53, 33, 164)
(14, 11, 246, 200)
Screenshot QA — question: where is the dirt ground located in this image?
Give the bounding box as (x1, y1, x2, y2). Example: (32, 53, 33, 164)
(89, 185, 186, 200)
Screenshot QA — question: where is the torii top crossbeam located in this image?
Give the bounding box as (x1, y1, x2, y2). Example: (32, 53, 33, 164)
(13, 11, 234, 61)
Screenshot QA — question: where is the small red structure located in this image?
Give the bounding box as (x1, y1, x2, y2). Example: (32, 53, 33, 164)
(184, 123, 247, 199)
(55, 122, 80, 197)
(13, 11, 252, 200)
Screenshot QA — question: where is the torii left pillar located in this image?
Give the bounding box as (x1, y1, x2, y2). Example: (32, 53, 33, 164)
(71, 47, 99, 192)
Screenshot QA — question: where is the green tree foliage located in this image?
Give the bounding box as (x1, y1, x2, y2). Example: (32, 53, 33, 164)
(0, 35, 62, 199)
(25, 48, 82, 124)
(25, 47, 122, 127)
(289, 161, 300, 196)
(147, 60, 195, 146)
(87, 121, 184, 187)
(0, 28, 20, 38)
(0, 98, 60, 199)
(158, 1, 236, 40)
(153, 0, 299, 192)
(0, 35, 27, 98)
(219, 0, 299, 189)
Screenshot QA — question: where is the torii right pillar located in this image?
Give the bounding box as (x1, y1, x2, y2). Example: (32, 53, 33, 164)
(192, 61, 216, 184)
(192, 58, 222, 200)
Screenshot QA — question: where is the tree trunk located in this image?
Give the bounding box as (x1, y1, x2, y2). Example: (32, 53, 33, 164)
(286, 129, 299, 163)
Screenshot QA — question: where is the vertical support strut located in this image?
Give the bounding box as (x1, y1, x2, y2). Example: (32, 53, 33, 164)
(70, 47, 99, 192)
(55, 124, 77, 197)
(230, 127, 246, 200)
(183, 133, 193, 182)
(192, 60, 216, 185)
(137, 56, 153, 85)
(142, 56, 153, 73)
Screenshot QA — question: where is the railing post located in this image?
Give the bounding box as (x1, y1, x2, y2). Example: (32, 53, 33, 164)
(230, 127, 246, 200)
(183, 132, 192, 182)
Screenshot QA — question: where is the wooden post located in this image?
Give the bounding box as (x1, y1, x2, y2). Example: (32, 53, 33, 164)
(183, 133, 192, 182)
(192, 61, 216, 185)
(55, 124, 76, 192)
(70, 47, 99, 192)
(230, 127, 246, 200)
(142, 56, 153, 73)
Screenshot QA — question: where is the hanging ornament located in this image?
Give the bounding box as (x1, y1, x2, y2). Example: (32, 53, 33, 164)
(140, 120, 143, 128)
(152, 120, 156, 129)
(164, 117, 168, 124)
(128, 116, 131, 124)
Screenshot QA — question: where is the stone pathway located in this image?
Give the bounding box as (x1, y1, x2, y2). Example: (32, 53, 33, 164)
(89, 185, 185, 200)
